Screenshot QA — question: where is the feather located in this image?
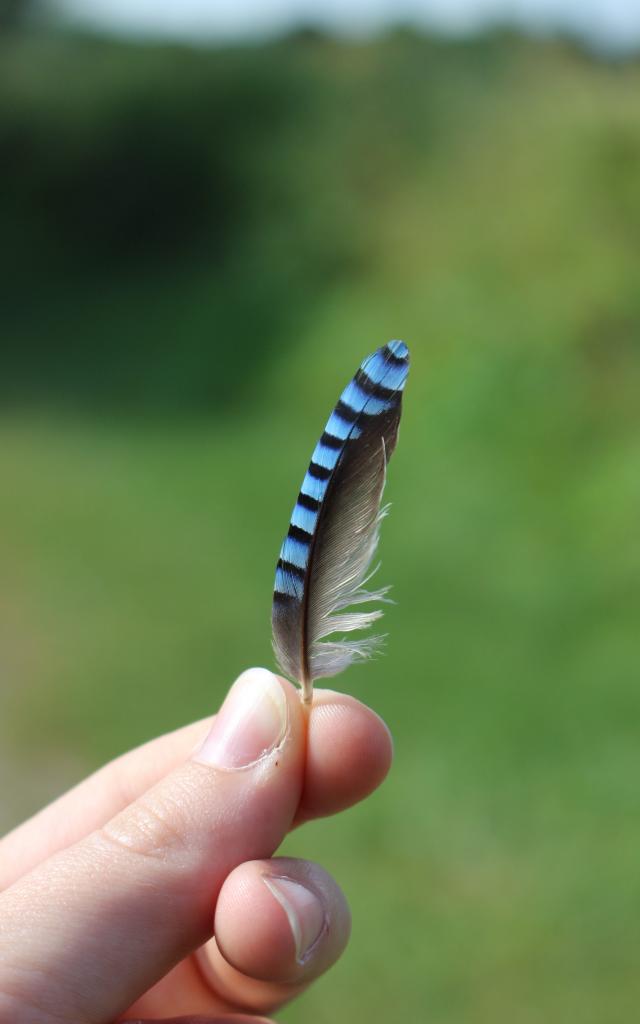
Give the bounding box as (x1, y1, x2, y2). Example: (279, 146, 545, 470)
(271, 340, 410, 703)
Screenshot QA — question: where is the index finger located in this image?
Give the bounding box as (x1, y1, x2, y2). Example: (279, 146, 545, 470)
(0, 686, 392, 889)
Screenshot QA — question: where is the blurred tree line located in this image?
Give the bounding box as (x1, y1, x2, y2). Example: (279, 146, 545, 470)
(1, 0, 33, 32)
(1, 22, 639, 409)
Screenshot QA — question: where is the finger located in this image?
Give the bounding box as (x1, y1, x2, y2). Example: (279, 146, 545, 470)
(0, 669, 307, 1023)
(126, 855, 352, 1020)
(294, 689, 392, 825)
(121, 1018, 272, 1024)
(197, 856, 351, 1013)
(1, 689, 392, 887)
(0, 717, 211, 889)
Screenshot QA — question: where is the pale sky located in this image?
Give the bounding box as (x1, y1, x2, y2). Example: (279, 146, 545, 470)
(57, 0, 640, 51)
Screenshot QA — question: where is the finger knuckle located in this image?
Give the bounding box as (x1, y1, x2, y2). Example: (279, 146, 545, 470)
(96, 788, 190, 865)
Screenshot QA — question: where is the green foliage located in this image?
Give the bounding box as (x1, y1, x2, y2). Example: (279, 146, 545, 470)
(0, 28, 553, 409)
(1, 26, 640, 1024)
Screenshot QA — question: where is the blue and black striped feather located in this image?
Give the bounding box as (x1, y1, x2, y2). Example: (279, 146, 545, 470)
(272, 340, 410, 702)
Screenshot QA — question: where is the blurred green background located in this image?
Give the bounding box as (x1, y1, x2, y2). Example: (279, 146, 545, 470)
(2, 9, 640, 1023)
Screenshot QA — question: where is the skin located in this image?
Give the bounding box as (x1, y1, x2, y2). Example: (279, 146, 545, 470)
(0, 672, 393, 1024)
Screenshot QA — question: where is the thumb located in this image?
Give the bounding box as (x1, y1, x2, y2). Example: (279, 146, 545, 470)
(0, 669, 305, 1023)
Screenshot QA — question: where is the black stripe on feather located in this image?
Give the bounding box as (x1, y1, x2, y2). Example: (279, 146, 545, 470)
(320, 430, 343, 450)
(308, 462, 332, 481)
(287, 524, 313, 543)
(335, 399, 359, 422)
(277, 557, 306, 580)
(383, 345, 410, 367)
(354, 369, 399, 403)
(297, 492, 321, 512)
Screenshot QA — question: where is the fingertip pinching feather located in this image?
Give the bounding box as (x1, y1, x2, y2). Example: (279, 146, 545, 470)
(272, 340, 410, 703)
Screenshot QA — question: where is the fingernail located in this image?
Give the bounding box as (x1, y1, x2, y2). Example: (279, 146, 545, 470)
(195, 668, 287, 769)
(263, 876, 326, 965)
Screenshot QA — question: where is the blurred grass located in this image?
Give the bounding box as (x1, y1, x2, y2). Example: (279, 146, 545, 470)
(2, 25, 640, 1024)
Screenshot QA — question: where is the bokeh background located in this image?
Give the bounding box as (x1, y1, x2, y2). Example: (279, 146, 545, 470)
(2, 1, 640, 1021)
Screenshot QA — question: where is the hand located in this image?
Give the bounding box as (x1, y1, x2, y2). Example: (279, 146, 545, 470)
(0, 668, 392, 1023)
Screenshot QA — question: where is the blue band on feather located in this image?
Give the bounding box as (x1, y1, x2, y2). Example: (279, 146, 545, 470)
(387, 339, 409, 358)
(311, 440, 342, 471)
(360, 350, 409, 392)
(301, 471, 330, 502)
(275, 566, 303, 599)
(341, 379, 393, 416)
(291, 502, 319, 534)
(376, 360, 409, 391)
(325, 409, 361, 440)
(281, 535, 310, 570)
